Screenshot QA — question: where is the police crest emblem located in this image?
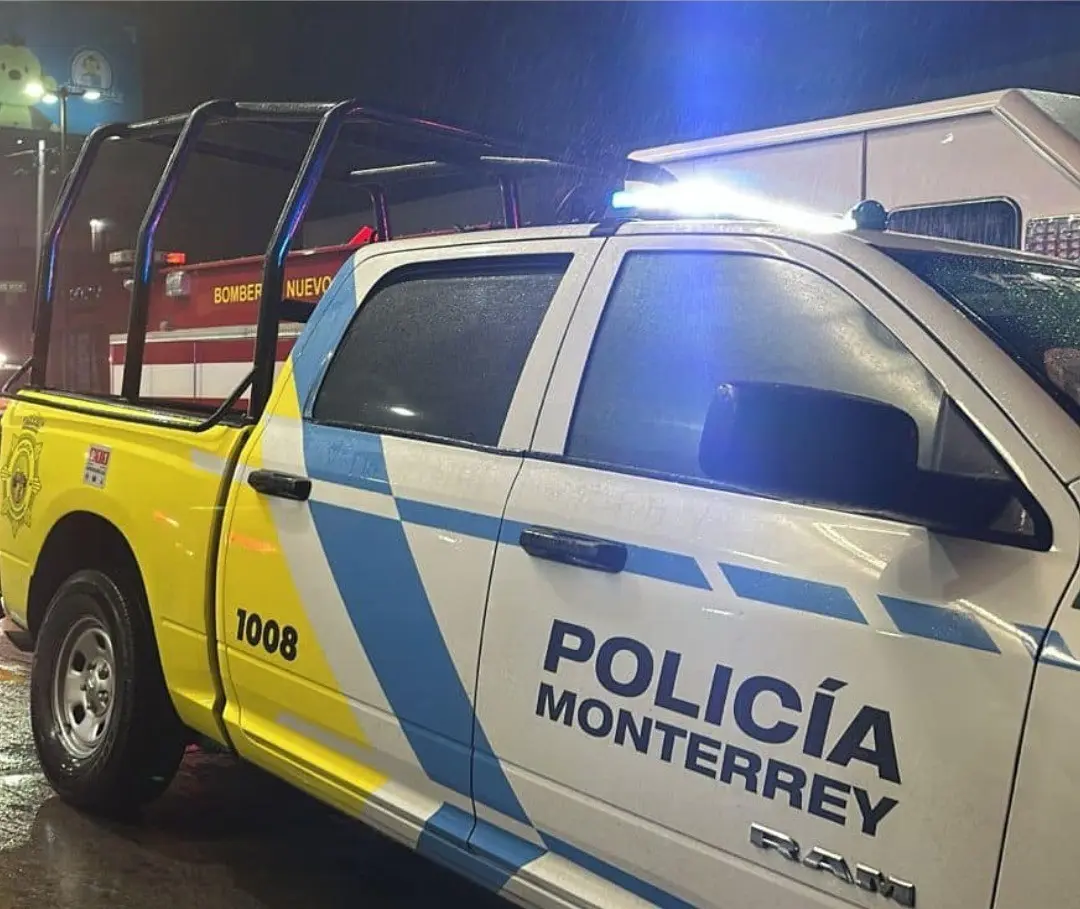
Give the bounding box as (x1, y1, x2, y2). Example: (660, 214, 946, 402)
(0, 415, 44, 537)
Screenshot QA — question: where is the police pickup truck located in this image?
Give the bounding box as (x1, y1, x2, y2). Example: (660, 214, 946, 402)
(2, 101, 1080, 909)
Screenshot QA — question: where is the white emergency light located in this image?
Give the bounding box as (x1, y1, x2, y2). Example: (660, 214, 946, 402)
(164, 270, 191, 299)
(611, 179, 855, 234)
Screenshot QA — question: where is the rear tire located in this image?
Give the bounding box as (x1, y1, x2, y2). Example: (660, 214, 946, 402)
(30, 568, 186, 815)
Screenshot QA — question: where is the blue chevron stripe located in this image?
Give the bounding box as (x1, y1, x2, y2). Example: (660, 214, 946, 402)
(415, 803, 697, 907)
(720, 563, 867, 624)
(308, 493, 531, 826)
(879, 596, 1000, 654)
(1016, 623, 1080, 671)
(416, 804, 544, 893)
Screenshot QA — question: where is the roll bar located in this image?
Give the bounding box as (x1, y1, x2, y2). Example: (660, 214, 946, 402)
(20, 99, 673, 424)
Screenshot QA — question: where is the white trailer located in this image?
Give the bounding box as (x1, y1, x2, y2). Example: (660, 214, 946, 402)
(630, 89, 1080, 258)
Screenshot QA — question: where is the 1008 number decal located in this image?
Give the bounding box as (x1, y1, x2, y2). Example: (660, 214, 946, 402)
(235, 608, 299, 661)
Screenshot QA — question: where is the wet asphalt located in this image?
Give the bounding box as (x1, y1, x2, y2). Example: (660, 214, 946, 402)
(0, 624, 508, 909)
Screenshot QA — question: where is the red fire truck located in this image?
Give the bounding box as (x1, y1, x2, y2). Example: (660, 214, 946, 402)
(99, 182, 624, 409)
(107, 226, 377, 407)
(102, 185, 611, 409)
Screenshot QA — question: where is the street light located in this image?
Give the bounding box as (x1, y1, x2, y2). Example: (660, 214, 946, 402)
(23, 81, 100, 177)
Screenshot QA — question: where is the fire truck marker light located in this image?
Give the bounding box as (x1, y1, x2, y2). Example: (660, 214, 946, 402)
(108, 250, 187, 267)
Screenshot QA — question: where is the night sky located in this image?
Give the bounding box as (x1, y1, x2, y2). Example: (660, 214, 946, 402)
(8, 1, 1080, 261)
(136, 2, 1080, 156)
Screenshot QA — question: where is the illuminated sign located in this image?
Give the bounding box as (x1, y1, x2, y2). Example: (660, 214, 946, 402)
(0, 7, 140, 135)
(212, 275, 334, 305)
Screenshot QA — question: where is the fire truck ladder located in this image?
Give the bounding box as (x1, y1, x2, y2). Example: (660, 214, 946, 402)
(17, 99, 671, 427)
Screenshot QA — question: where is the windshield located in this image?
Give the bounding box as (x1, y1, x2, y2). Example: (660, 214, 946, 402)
(880, 247, 1080, 418)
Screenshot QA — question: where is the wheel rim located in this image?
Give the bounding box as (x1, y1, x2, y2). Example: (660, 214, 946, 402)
(51, 616, 117, 759)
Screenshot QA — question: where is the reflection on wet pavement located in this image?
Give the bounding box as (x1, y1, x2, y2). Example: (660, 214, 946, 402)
(0, 629, 508, 909)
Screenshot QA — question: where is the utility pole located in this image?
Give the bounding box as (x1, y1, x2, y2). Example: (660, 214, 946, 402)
(58, 88, 68, 179)
(4, 142, 49, 270)
(55, 84, 95, 180)
(35, 138, 46, 273)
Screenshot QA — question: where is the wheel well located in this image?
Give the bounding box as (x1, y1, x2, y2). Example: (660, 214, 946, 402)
(27, 512, 145, 638)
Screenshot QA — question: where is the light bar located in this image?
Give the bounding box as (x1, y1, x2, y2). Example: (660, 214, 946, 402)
(611, 179, 855, 234)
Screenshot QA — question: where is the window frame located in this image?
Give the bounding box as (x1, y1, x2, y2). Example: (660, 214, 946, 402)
(301, 238, 603, 454)
(530, 233, 1056, 551)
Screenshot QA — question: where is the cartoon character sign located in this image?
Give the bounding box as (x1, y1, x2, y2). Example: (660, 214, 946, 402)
(0, 38, 57, 130)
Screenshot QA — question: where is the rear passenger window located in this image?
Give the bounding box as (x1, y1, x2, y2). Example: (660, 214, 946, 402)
(313, 255, 569, 446)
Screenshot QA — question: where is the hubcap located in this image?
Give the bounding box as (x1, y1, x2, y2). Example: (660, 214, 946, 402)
(51, 617, 116, 759)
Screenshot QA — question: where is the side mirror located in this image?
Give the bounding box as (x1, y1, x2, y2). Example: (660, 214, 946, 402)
(1045, 347, 1080, 404)
(698, 382, 920, 510)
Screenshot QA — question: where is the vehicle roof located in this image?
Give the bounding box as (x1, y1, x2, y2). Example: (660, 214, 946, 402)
(348, 222, 600, 254)
(850, 227, 1080, 266)
(629, 88, 1058, 163)
(349, 216, 1078, 269)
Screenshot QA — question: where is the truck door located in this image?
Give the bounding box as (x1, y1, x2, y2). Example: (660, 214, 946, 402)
(473, 234, 1080, 909)
(218, 239, 602, 854)
(997, 475, 1080, 908)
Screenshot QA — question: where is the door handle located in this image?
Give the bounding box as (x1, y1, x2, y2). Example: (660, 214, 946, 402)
(519, 526, 627, 573)
(248, 469, 312, 502)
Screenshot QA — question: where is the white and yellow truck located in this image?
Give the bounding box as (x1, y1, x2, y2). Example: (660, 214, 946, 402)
(13, 94, 1080, 909)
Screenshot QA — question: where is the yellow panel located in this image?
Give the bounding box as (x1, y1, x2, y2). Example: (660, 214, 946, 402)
(0, 368, 389, 814)
(0, 394, 248, 742)
(217, 364, 387, 807)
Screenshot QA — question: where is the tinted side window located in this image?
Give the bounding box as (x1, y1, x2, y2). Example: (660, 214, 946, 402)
(566, 251, 1039, 541)
(568, 251, 946, 482)
(313, 255, 569, 446)
(887, 200, 1021, 249)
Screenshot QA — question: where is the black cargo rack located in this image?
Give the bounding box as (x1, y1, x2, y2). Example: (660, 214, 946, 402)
(19, 99, 673, 426)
